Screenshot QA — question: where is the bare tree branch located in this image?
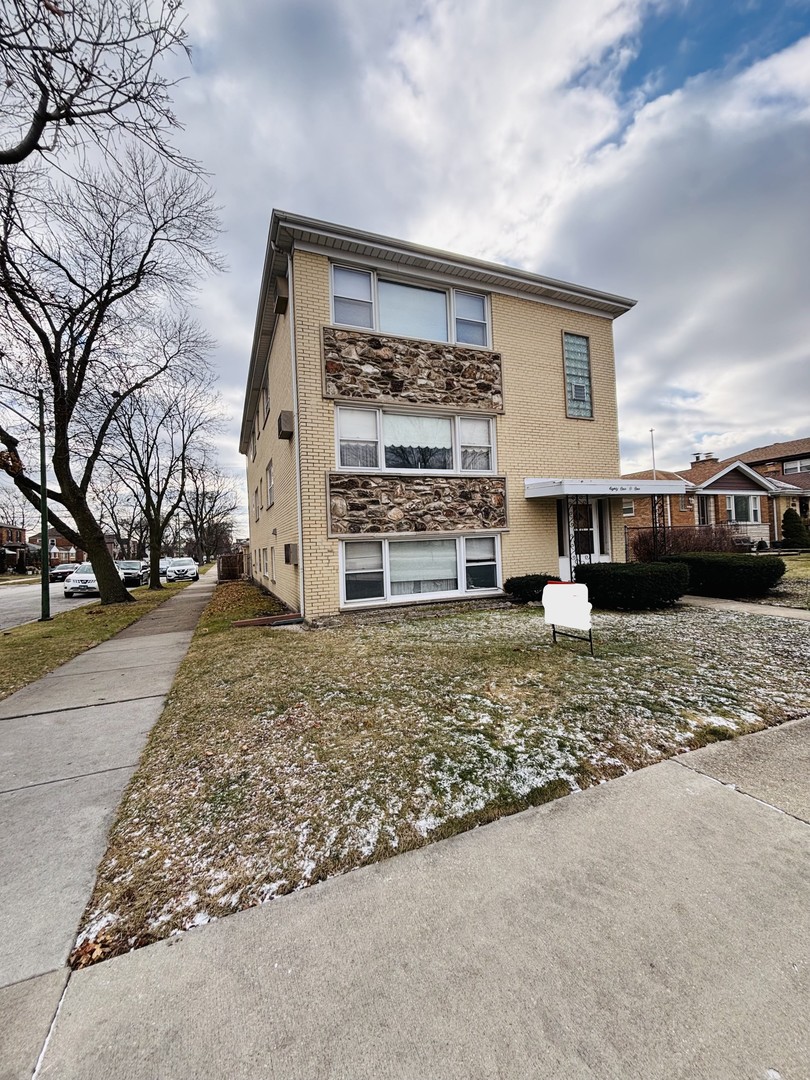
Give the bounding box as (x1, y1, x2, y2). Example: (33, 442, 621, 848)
(0, 0, 193, 167)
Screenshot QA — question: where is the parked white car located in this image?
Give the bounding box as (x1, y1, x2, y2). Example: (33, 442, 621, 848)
(64, 562, 125, 598)
(166, 557, 199, 582)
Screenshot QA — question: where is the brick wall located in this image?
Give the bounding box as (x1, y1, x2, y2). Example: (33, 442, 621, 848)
(491, 292, 626, 578)
(244, 308, 302, 612)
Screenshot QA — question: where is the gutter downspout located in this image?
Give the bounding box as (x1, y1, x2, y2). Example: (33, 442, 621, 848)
(288, 252, 306, 618)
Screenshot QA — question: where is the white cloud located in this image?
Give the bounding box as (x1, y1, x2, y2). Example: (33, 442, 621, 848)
(168, 1, 809, 485)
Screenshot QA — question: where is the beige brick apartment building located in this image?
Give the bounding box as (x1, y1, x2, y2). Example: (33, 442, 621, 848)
(240, 212, 683, 619)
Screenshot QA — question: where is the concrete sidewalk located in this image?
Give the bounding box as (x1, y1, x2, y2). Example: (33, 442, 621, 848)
(0, 573, 217, 1080)
(681, 594, 810, 622)
(27, 715, 810, 1080)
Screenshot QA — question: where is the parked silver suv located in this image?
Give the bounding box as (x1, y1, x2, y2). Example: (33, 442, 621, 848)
(166, 558, 199, 582)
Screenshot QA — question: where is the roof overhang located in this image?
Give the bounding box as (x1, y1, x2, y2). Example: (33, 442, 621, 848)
(525, 478, 687, 499)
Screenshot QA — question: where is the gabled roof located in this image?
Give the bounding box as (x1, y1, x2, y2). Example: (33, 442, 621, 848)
(240, 211, 638, 453)
(621, 469, 685, 482)
(722, 436, 810, 465)
(624, 461, 804, 494)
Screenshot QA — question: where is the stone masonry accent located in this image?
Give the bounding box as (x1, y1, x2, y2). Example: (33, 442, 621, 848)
(329, 473, 507, 535)
(323, 327, 503, 411)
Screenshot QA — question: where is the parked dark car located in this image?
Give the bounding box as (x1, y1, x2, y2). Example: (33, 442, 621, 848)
(159, 558, 170, 578)
(117, 560, 150, 587)
(49, 563, 79, 583)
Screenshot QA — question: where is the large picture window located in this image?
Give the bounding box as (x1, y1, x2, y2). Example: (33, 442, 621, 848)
(331, 265, 489, 347)
(341, 535, 501, 605)
(337, 407, 494, 474)
(726, 495, 760, 523)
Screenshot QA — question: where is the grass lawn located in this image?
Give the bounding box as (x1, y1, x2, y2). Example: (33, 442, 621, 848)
(0, 582, 193, 701)
(754, 554, 810, 609)
(72, 581, 810, 967)
(0, 574, 41, 587)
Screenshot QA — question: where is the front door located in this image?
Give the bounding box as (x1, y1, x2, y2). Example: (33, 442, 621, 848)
(557, 498, 612, 580)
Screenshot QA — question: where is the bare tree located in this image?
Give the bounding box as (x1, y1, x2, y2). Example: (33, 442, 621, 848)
(180, 455, 237, 564)
(90, 467, 147, 558)
(0, 0, 190, 166)
(103, 367, 220, 589)
(0, 151, 220, 602)
(0, 476, 37, 529)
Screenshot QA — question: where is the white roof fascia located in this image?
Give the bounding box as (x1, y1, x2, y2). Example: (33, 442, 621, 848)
(272, 211, 636, 318)
(294, 241, 617, 321)
(524, 478, 687, 499)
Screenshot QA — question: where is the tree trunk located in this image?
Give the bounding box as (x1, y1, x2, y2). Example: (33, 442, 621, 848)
(71, 500, 133, 605)
(148, 524, 164, 591)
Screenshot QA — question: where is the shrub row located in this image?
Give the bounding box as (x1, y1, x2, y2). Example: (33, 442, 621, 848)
(661, 552, 786, 598)
(505, 552, 785, 610)
(573, 562, 688, 610)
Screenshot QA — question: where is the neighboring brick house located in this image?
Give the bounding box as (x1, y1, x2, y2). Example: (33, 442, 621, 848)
(623, 451, 803, 546)
(28, 528, 88, 565)
(723, 438, 810, 541)
(240, 211, 682, 619)
(0, 522, 26, 548)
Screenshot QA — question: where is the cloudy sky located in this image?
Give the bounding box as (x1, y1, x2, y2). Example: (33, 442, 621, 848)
(167, 0, 810, 499)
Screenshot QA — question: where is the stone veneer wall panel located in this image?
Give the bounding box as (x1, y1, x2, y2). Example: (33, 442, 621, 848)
(329, 474, 507, 535)
(323, 327, 503, 411)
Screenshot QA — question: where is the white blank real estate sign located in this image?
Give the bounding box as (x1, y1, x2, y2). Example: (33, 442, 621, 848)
(542, 583, 592, 632)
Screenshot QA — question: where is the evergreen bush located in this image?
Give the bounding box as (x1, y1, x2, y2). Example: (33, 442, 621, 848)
(572, 562, 688, 609)
(663, 552, 786, 598)
(781, 508, 810, 548)
(504, 573, 558, 602)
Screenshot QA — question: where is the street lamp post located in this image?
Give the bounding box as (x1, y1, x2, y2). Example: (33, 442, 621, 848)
(0, 390, 52, 622)
(38, 391, 51, 621)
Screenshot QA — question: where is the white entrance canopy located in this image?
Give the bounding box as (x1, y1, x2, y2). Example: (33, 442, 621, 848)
(524, 477, 687, 498)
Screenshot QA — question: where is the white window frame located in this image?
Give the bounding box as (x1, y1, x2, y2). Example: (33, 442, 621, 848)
(784, 458, 810, 475)
(270, 546, 276, 583)
(339, 534, 502, 608)
(725, 494, 761, 523)
(331, 264, 491, 349)
(253, 487, 260, 522)
(335, 407, 496, 475)
(266, 460, 274, 508)
(622, 499, 635, 517)
(262, 548, 268, 577)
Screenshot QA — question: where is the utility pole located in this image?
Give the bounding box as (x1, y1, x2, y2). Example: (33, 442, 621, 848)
(650, 428, 657, 480)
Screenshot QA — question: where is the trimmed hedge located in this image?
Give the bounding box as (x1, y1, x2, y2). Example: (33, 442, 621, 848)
(573, 561, 689, 610)
(662, 552, 786, 598)
(504, 574, 558, 603)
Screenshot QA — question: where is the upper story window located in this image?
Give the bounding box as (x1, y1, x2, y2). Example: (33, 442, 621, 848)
(563, 333, 593, 419)
(332, 266, 489, 347)
(784, 458, 810, 474)
(337, 407, 494, 474)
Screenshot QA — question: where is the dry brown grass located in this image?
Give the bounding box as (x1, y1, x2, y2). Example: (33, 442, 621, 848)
(73, 583, 810, 967)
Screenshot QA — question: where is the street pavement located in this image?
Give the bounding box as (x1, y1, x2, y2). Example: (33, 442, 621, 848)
(0, 572, 218, 1080)
(26, 718, 810, 1080)
(0, 581, 96, 631)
